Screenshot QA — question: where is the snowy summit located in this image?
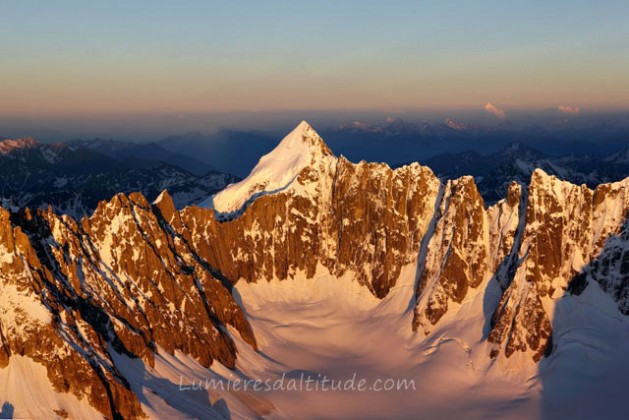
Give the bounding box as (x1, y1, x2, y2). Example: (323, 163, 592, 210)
(203, 120, 333, 214)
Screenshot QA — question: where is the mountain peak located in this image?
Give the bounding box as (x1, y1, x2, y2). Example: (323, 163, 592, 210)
(295, 119, 312, 132)
(278, 120, 332, 157)
(203, 121, 335, 215)
(444, 118, 468, 130)
(497, 141, 546, 160)
(0, 137, 39, 154)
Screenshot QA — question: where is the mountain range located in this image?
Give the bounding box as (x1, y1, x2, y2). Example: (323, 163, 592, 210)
(0, 122, 628, 418)
(420, 141, 629, 202)
(0, 137, 238, 218)
(156, 116, 629, 179)
(66, 138, 215, 176)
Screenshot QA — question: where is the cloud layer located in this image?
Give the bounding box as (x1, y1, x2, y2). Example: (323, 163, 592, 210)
(484, 103, 506, 119)
(558, 105, 580, 115)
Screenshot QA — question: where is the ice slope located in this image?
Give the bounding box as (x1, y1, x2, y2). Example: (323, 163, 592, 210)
(229, 263, 629, 419)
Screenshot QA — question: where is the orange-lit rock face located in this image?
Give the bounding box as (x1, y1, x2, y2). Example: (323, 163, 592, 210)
(413, 177, 489, 333)
(189, 122, 442, 298)
(181, 156, 441, 299)
(328, 159, 441, 297)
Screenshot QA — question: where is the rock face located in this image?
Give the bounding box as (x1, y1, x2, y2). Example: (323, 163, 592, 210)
(583, 216, 629, 314)
(1, 121, 629, 416)
(413, 176, 488, 333)
(488, 171, 629, 361)
(327, 158, 440, 297)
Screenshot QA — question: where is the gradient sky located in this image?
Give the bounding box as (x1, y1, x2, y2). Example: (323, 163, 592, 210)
(2, 0, 629, 118)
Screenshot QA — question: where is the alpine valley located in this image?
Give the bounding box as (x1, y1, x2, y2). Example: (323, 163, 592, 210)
(1, 122, 629, 419)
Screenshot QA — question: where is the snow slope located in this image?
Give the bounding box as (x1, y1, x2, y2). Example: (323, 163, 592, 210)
(5, 262, 627, 419)
(231, 265, 540, 419)
(229, 262, 629, 419)
(111, 347, 276, 419)
(0, 356, 102, 419)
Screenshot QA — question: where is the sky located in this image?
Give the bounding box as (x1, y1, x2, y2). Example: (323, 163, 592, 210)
(1, 0, 629, 129)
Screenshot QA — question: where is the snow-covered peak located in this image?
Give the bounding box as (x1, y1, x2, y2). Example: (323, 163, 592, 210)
(0, 137, 39, 155)
(444, 118, 468, 131)
(497, 142, 546, 161)
(529, 167, 578, 190)
(529, 167, 565, 193)
(204, 121, 335, 214)
(531, 167, 551, 180)
(604, 148, 629, 165)
(273, 120, 333, 158)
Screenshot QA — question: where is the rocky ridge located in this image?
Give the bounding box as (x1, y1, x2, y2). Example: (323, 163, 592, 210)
(0, 192, 255, 418)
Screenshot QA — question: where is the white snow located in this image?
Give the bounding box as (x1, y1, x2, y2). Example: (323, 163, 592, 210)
(0, 355, 102, 419)
(536, 281, 629, 419)
(0, 281, 52, 335)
